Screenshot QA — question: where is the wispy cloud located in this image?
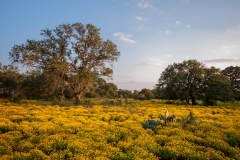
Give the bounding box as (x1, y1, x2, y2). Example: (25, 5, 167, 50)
(176, 21, 181, 25)
(160, 30, 170, 34)
(113, 32, 136, 43)
(183, 0, 190, 3)
(213, 45, 240, 54)
(136, 16, 143, 21)
(202, 58, 240, 63)
(137, 0, 153, 9)
(140, 58, 164, 67)
(135, 16, 148, 21)
(138, 25, 145, 30)
(187, 25, 191, 28)
(165, 30, 170, 34)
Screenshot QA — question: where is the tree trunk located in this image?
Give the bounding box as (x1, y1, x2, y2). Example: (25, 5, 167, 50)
(185, 98, 190, 105)
(57, 88, 65, 102)
(37, 91, 41, 99)
(4, 88, 7, 98)
(75, 93, 81, 105)
(10, 90, 15, 101)
(190, 95, 197, 106)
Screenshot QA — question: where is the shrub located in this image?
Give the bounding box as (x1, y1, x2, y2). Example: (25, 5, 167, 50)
(30, 136, 41, 144)
(203, 99, 217, 106)
(51, 140, 68, 151)
(0, 125, 11, 133)
(226, 132, 240, 148)
(142, 119, 162, 131)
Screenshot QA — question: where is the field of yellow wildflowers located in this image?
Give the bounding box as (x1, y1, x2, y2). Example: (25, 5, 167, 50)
(0, 99, 240, 159)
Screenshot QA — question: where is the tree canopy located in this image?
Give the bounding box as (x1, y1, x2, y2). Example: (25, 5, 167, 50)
(156, 60, 233, 105)
(9, 23, 120, 103)
(222, 66, 240, 100)
(85, 78, 118, 98)
(0, 63, 23, 100)
(139, 88, 154, 100)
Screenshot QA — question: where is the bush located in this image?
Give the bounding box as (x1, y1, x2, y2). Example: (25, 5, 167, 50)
(203, 99, 217, 106)
(51, 98, 73, 107)
(142, 119, 162, 131)
(226, 132, 240, 148)
(30, 136, 41, 144)
(0, 126, 10, 134)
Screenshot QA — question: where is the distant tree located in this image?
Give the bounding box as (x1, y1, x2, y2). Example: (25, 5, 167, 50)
(118, 89, 133, 98)
(157, 60, 205, 105)
(132, 90, 139, 100)
(139, 88, 154, 100)
(222, 66, 240, 100)
(103, 82, 118, 98)
(0, 63, 23, 100)
(85, 78, 118, 98)
(9, 23, 120, 104)
(151, 89, 157, 99)
(156, 60, 233, 105)
(138, 93, 146, 100)
(21, 69, 75, 101)
(22, 71, 55, 99)
(201, 67, 234, 105)
(154, 84, 164, 99)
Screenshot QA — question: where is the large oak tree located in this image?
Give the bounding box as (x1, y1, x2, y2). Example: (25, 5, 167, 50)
(9, 23, 120, 104)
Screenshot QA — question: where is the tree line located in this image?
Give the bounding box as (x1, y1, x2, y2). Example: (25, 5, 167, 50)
(0, 61, 239, 105)
(0, 62, 154, 101)
(0, 22, 239, 105)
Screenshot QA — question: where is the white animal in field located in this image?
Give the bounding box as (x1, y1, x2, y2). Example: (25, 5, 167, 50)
(165, 110, 169, 118)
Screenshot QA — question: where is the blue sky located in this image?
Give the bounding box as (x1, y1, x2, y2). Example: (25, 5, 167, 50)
(1, 0, 240, 91)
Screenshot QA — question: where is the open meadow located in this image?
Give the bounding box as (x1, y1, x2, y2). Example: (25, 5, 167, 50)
(0, 99, 240, 160)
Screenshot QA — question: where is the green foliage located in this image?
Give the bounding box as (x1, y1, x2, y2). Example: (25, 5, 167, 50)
(51, 141, 68, 151)
(142, 119, 162, 131)
(85, 78, 118, 98)
(156, 59, 233, 105)
(9, 22, 120, 104)
(51, 98, 73, 107)
(132, 90, 139, 100)
(202, 67, 234, 105)
(30, 136, 41, 144)
(0, 125, 11, 133)
(0, 63, 23, 100)
(222, 66, 240, 100)
(81, 99, 93, 108)
(156, 60, 206, 104)
(118, 89, 133, 98)
(226, 132, 240, 148)
(181, 111, 196, 127)
(11, 149, 48, 160)
(158, 148, 177, 160)
(139, 88, 154, 100)
(203, 99, 217, 106)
